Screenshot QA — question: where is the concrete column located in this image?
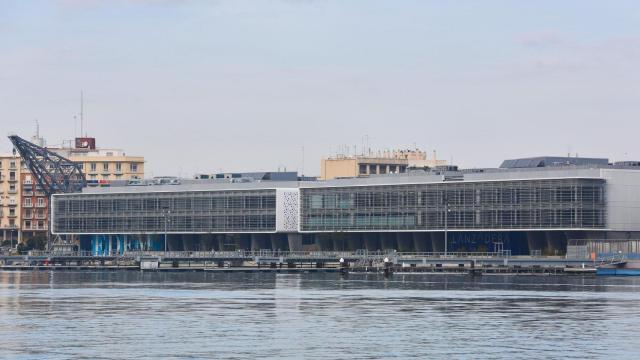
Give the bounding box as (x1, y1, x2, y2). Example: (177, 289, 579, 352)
(332, 235, 344, 251)
(379, 233, 396, 250)
(270, 234, 281, 250)
(287, 233, 303, 252)
(396, 233, 413, 252)
(235, 234, 250, 251)
(251, 234, 271, 251)
(315, 235, 333, 251)
(430, 232, 444, 252)
(364, 233, 381, 251)
(412, 232, 428, 252)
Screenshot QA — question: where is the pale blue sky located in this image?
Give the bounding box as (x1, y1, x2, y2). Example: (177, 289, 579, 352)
(1, 0, 639, 176)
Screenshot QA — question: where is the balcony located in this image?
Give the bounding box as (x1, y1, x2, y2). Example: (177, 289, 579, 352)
(35, 191, 45, 197)
(36, 214, 46, 219)
(8, 177, 17, 182)
(8, 202, 17, 207)
(7, 213, 17, 218)
(23, 180, 32, 185)
(36, 203, 47, 208)
(23, 203, 33, 208)
(23, 213, 33, 219)
(23, 191, 33, 197)
(8, 189, 17, 194)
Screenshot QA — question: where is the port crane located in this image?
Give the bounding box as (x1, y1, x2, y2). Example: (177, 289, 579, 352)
(8, 135, 86, 251)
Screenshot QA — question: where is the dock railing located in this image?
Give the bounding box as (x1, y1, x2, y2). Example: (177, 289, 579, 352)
(17, 249, 511, 261)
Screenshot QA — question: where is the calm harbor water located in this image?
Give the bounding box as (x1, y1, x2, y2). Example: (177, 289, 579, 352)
(1, 271, 639, 360)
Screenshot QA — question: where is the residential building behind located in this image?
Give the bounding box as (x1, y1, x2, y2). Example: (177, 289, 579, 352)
(0, 154, 21, 244)
(53, 137, 145, 181)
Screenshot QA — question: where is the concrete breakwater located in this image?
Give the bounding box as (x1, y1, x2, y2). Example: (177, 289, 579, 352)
(0, 250, 597, 275)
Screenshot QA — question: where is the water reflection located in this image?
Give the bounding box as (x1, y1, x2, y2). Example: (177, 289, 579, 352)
(0, 271, 638, 359)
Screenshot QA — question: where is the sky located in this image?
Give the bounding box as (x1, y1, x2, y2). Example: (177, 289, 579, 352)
(0, 0, 639, 177)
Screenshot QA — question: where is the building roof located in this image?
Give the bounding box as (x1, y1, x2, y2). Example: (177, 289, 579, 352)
(500, 156, 609, 169)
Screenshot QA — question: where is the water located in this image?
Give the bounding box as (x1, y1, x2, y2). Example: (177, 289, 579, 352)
(1, 271, 639, 360)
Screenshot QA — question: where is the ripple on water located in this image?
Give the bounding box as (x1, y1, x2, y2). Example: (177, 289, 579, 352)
(0, 271, 639, 360)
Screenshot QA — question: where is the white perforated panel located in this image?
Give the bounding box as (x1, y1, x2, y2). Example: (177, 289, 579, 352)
(276, 188, 299, 232)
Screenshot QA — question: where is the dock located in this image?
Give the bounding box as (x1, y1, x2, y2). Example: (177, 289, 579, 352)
(0, 250, 599, 275)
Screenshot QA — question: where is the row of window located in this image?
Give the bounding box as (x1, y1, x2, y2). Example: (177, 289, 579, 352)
(302, 208, 605, 230)
(79, 162, 141, 173)
(23, 220, 46, 230)
(0, 160, 18, 169)
(55, 193, 276, 214)
(55, 215, 276, 233)
(305, 186, 604, 210)
(23, 198, 46, 207)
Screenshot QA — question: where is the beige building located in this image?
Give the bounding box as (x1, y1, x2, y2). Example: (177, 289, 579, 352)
(0, 154, 21, 246)
(60, 149, 145, 181)
(320, 148, 447, 180)
(51, 137, 145, 181)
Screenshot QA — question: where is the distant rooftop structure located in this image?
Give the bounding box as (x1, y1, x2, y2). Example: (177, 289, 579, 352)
(321, 147, 446, 180)
(194, 171, 316, 182)
(500, 156, 609, 169)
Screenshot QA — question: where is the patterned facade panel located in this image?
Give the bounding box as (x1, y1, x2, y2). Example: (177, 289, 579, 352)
(52, 189, 277, 234)
(299, 179, 606, 231)
(275, 188, 299, 232)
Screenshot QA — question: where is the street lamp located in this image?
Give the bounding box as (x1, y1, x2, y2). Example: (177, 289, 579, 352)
(162, 209, 171, 253)
(444, 202, 448, 257)
(10, 226, 16, 253)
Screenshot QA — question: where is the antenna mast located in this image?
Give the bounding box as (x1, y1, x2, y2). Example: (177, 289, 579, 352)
(80, 91, 84, 137)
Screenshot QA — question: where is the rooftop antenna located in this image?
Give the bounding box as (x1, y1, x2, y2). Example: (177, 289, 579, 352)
(80, 90, 84, 137)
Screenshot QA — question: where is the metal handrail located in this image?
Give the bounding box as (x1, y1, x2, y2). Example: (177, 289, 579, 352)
(20, 249, 512, 259)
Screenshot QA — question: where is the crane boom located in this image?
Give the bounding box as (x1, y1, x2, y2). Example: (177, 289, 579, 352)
(8, 135, 86, 197)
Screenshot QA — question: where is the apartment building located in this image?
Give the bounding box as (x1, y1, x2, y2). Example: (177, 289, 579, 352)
(0, 154, 21, 244)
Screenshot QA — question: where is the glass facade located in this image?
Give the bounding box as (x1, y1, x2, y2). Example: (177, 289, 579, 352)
(300, 179, 606, 231)
(53, 190, 276, 233)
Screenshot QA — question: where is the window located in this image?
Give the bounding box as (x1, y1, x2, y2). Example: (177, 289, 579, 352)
(77, 163, 83, 170)
(9, 161, 16, 168)
(37, 221, 44, 229)
(103, 162, 109, 171)
(9, 184, 16, 192)
(115, 162, 122, 172)
(130, 163, 138, 172)
(24, 198, 32, 207)
(9, 208, 15, 216)
(24, 220, 31, 229)
(9, 171, 15, 180)
(90, 163, 97, 172)
(37, 198, 45, 207)
(37, 209, 45, 218)
(9, 219, 14, 227)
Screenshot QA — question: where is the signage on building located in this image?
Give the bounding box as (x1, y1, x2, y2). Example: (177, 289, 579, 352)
(75, 137, 96, 149)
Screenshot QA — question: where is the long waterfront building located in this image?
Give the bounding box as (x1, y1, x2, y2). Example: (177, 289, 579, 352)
(51, 158, 640, 256)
